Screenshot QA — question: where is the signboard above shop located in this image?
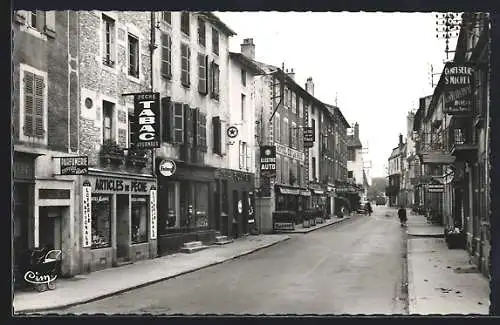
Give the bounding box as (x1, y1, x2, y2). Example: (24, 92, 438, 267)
(442, 62, 474, 115)
(59, 156, 88, 175)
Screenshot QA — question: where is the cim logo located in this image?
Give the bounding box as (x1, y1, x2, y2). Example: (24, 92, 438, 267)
(24, 270, 57, 285)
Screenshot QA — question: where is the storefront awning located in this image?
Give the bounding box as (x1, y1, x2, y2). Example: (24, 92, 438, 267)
(279, 187, 300, 195)
(300, 190, 311, 196)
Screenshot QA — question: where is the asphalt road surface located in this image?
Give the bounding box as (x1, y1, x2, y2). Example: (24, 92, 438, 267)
(55, 206, 408, 315)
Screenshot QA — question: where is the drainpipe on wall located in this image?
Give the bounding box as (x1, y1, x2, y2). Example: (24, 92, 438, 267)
(150, 12, 157, 177)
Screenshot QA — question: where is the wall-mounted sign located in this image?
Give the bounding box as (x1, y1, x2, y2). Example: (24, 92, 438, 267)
(443, 62, 474, 115)
(150, 188, 157, 240)
(227, 126, 239, 138)
(90, 177, 153, 194)
(158, 159, 176, 177)
(237, 200, 243, 214)
(82, 181, 92, 248)
(303, 126, 315, 148)
(60, 156, 88, 175)
(275, 143, 305, 162)
(132, 92, 161, 149)
(260, 145, 276, 178)
(427, 184, 444, 193)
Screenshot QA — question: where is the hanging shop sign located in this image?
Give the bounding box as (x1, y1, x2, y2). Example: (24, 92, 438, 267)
(150, 187, 157, 240)
(427, 184, 444, 193)
(82, 180, 92, 248)
(59, 156, 88, 175)
(158, 159, 176, 177)
(275, 143, 305, 162)
(303, 126, 315, 148)
(443, 63, 474, 115)
(260, 145, 276, 178)
(237, 200, 243, 214)
(132, 92, 161, 149)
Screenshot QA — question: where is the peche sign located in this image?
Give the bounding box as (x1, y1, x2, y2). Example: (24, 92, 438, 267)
(132, 92, 161, 149)
(443, 62, 474, 114)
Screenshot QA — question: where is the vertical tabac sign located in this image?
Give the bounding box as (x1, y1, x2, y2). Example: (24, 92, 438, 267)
(133, 92, 161, 149)
(150, 186, 157, 240)
(82, 180, 92, 248)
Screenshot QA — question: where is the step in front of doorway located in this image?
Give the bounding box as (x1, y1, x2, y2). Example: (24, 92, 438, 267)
(214, 235, 233, 245)
(180, 241, 210, 254)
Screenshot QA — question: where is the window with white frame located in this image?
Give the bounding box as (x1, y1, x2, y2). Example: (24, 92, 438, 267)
(128, 33, 140, 78)
(161, 11, 171, 25)
(102, 14, 116, 67)
(181, 42, 191, 87)
(20, 65, 47, 143)
(102, 101, 114, 142)
(239, 141, 247, 170)
(16, 11, 56, 38)
(210, 61, 220, 99)
(161, 33, 172, 79)
(181, 12, 190, 36)
(212, 27, 219, 55)
(245, 144, 251, 171)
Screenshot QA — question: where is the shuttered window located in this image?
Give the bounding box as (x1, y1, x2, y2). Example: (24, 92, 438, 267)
(245, 144, 251, 171)
(162, 12, 171, 24)
(16, 11, 56, 37)
(161, 97, 172, 143)
(197, 18, 206, 46)
(181, 43, 190, 87)
(239, 141, 245, 170)
(210, 61, 220, 99)
(181, 12, 190, 36)
(161, 33, 172, 79)
(102, 15, 115, 67)
(128, 110, 136, 147)
(22, 71, 45, 138)
(198, 54, 208, 94)
(198, 112, 207, 152)
(274, 113, 280, 144)
(212, 116, 222, 155)
(291, 122, 297, 149)
(212, 27, 219, 55)
(173, 103, 184, 144)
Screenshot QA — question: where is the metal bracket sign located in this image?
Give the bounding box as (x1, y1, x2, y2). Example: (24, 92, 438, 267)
(303, 126, 315, 148)
(260, 145, 276, 178)
(443, 62, 474, 115)
(58, 156, 88, 175)
(132, 92, 161, 149)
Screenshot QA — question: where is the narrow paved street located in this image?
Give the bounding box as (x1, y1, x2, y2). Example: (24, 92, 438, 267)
(54, 206, 407, 315)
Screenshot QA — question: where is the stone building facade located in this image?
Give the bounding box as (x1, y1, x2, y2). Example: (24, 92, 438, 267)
(12, 10, 81, 278)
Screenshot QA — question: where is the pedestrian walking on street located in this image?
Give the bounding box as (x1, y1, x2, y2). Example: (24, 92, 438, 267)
(365, 202, 373, 216)
(398, 206, 407, 227)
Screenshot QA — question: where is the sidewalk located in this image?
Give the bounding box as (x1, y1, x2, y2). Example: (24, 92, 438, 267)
(274, 216, 350, 234)
(406, 211, 444, 238)
(406, 213, 490, 315)
(13, 234, 290, 314)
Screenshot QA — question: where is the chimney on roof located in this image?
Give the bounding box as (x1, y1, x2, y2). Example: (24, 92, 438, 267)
(399, 133, 403, 148)
(354, 122, 359, 140)
(240, 38, 255, 60)
(305, 77, 314, 96)
(287, 68, 295, 81)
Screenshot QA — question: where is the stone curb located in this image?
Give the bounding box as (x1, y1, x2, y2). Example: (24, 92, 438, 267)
(275, 216, 351, 234)
(15, 236, 291, 314)
(406, 240, 417, 314)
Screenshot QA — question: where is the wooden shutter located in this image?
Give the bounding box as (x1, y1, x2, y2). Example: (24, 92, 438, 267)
(128, 110, 136, 148)
(33, 75, 45, 138)
(193, 107, 200, 147)
(187, 47, 191, 85)
(173, 102, 184, 144)
(212, 116, 221, 155)
(200, 113, 207, 152)
(161, 97, 172, 143)
(184, 104, 193, 146)
(161, 33, 171, 78)
(209, 61, 215, 95)
(239, 141, 243, 170)
(23, 71, 34, 137)
(44, 11, 56, 38)
(245, 143, 251, 171)
(198, 54, 207, 94)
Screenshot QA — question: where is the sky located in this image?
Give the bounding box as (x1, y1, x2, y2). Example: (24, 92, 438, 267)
(215, 11, 458, 178)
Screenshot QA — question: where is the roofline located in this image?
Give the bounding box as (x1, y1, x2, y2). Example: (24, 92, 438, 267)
(198, 12, 237, 36)
(229, 52, 265, 74)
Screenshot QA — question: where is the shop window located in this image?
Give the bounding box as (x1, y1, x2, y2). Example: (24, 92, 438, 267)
(131, 196, 148, 244)
(163, 182, 180, 230)
(91, 195, 112, 249)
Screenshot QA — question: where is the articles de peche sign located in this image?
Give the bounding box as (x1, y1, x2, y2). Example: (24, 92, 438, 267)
(443, 62, 474, 114)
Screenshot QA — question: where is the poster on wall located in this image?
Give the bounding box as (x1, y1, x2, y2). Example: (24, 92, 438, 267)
(150, 187, 157, 240)
(82, 181, 92, 248)
(132, 92, 161, 149)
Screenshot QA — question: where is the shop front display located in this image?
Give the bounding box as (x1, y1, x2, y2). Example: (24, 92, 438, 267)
(80, 172, 157, 272)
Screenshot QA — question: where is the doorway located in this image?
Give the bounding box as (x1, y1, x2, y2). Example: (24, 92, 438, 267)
(38, 207, 62, 251)
(116, 194, 130, 261)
